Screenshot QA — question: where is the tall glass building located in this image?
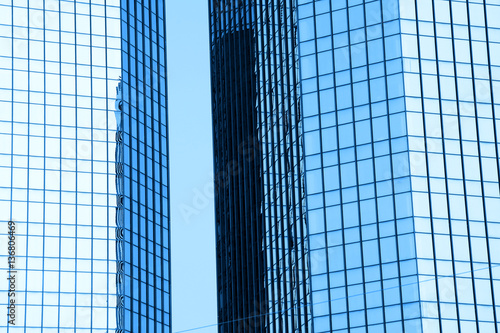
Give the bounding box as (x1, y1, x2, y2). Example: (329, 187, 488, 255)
(296, 0, 500, 332)
(0, 0, 170, 332)
(210, 0, 500, 332)
(209, 1, 311, 331)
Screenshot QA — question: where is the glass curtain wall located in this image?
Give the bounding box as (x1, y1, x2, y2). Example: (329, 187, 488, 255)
(0, 0, 169, 331)
(119, 0, 170, 332)
(296, 0, 500, 332)
(209, 0, 311, 332)
(399, 0, 500, 331)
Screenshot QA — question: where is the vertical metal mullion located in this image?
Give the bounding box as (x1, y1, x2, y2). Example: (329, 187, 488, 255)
(248, 3, 263, 330)
(89, 2, 95, 330)
(482, 2, 500, 330)
(219, 2, 230, 329)
(412, 0, 444, 330)
(316, 1, 335, 331)
(257, 2, 266, 328)
(356, 1, 374, 330)
(228, 1, 245, 326)
(275, 1, 290, 330)
(269, 1, 284, 330)
(447, 1, 481, 330)
(283, 0, 296, 330)
(259, 2, 270, 329)
(56, 0, 63, 329)
(133, 0, 141, 329)
(272, 1, 280, 328)
(239, 2, 250, 327)
(369, 0, 389, 330)
(274, 1, 283, 329)
(140, 1, 147, 328)
(72, 0, 79, 328)
(154, 0, 170, 329)
(152, 2, 161, 329)
(263, 1, 277, 330)
(224, 1, 239, 329)
(216, 1, 229, 332)
(283, 0, 300, 330)
(242, 2, 263, 330)
(253, 5, 261, 323)
(282, 1, 296, 329)
(139, 1, 148, 325)
(220, 2, 231, 329)
(150, 1, 156, 330)
(261, 2, 277, 331)
(146, 1, 159, 330)
(163, 0, 171, 324)
(430, 0, 463, 329)
(257, 2, 270, 329)
(40, 0, 48, 328)
(144, 3, 152, 330)
(290, 0, 310, 330)
(225, 2, 234, 327)
(253, 4, 265, 327)
(465, 0, 499, 330)
(238, 3, 250, 328)
(233, 1, 249, 327)
(8, 2, 15, 331)
(225, 4, 237, 328)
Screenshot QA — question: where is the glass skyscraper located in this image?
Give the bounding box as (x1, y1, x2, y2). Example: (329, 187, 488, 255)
(297, 0, 500, 332)
(0, 0, 170, 331)
(210, 0, 500, 332)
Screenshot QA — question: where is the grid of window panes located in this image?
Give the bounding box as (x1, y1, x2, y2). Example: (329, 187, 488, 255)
(400, 0, 500, 331)
(0, 0, 122, 330)
(297, 0, 420, 331)
(296, 0, 500, 332)
(0, 0, 169, 331)
(114, 0, 170, 332)
(210, 1, 311, 332)
(255, 1, 311, 331)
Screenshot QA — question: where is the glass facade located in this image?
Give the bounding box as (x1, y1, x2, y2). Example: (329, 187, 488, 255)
(0, 0, 169, 331)
(296, 0, 500, 332)
(209, 1, 311, 331)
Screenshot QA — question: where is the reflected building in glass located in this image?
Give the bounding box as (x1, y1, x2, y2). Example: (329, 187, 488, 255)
(0, 0, 169, 332)
(209, 1, 311, 332)
(296, 0, 500, 332)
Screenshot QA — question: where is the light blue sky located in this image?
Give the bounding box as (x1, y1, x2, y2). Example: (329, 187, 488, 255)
(166, 1, 217, 332)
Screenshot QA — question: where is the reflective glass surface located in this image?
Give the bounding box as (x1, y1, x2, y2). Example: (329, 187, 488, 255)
(297, 0, 500, 332)
(210, 1, 311, 331)
(0, 0, 169, 331)
(119, 0, 169, 331)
